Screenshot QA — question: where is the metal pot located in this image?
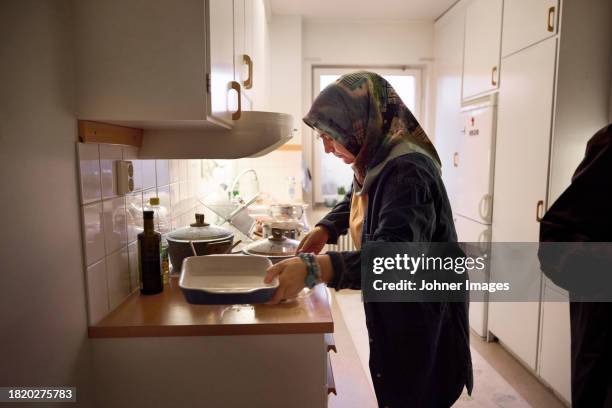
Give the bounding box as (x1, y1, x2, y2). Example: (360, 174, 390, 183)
(243, 228, 299, 264)
(261, 220, 301, 240)
(166, 214, 234, 272)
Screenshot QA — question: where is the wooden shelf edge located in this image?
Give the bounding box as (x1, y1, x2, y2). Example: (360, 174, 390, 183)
(78, 120, 143, 147)
(325, 333, 337, 353)
(327, 354, 336, 395)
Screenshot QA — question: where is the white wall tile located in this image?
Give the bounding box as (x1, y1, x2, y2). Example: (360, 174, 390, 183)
(141, 160, 156, 190)
(179, 160, 188, 182)
(188, 159, 201, 181)
(106, 248, 130, 310)
(126, 191, 143, 244)
(77, 143, 101, 204)
(169, 160, 180, 183)
(99, 144, 123, 199)
(122, 146, 143, 192)
(169, 183, 180, 213)
(156, 185, 171, 234)
(102, 196, 127, 255)
(82, 202, 105, 266)
(156, 160, 170, 187)
(86, 259, 109, 325)
(127, 241, 139, 292)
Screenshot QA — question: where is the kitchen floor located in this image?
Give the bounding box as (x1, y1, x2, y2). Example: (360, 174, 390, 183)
(326, 290, 567, 408)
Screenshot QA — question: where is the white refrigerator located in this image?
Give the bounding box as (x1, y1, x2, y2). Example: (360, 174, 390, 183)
(443, 95, 497, 337)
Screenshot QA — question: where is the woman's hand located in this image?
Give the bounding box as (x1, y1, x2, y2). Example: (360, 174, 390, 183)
(264, 257, 307, 304)
(296, 226, 330, 254)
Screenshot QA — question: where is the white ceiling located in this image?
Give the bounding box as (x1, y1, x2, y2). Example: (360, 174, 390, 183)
(268, 0, 458, 21)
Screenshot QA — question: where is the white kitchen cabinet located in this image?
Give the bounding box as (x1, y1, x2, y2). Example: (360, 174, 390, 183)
(454, 214, 491, 338)
(75, 0, 232, 127)
(488, 37, 558, 370)
(433, 4, 466, 214)
(539, 281, 571, 404)
(492, 37, 557, 244)
(75, 0, 291, 158)
(210, 0, 239, 125)
(454, 98, 496, 224)
(462, 0, 503, 100)
(502, 0, 558, 58)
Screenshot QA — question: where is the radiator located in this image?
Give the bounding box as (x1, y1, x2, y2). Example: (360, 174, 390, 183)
(325, 233, 356, 252)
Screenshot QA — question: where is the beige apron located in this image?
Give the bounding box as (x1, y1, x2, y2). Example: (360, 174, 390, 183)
(349, 193, 368, 250)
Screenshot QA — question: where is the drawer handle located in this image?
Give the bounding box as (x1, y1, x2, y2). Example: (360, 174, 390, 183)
(491, 66, 498, 86)
(453, 152, 459, 167)
(243, 54, 253, 89)
(536, 200, 544, 222)
(230, 81, 242, 120)
(547, 6, 555, 32)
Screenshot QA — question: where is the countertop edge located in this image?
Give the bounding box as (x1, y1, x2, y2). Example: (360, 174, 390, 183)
(88, 322, 335, 338)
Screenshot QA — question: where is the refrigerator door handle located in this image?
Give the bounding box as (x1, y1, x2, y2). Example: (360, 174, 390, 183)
(479, 194, 492, 221)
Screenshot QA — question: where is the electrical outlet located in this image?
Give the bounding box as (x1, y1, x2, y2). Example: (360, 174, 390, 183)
(116, 160, 134, 195)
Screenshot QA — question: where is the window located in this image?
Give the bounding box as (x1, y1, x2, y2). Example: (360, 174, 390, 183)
(312, 67, 423, 203)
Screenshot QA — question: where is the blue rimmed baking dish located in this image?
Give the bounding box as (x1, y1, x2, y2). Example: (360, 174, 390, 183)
(179, 255, 278, 305)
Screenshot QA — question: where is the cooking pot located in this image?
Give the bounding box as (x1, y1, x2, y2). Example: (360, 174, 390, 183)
(261, 220, 301, 240)
(243, 228, 299, 264)
(166, 214, 234, 272)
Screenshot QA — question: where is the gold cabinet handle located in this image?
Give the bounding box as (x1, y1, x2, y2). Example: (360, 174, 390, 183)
(491, 66, 498, 86)
(547, 6, 555, 32)
(453, 152, 459, 167)
(243, 54, 253, 89)
(536, 200, 544, 222)
(230, 81, 242, 120)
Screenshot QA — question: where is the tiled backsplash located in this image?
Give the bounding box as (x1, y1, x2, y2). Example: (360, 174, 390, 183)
(77, 142, 303, 325)
(77, 143, 237, 325)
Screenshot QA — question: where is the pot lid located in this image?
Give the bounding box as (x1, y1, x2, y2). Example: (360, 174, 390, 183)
(243, 229, 299, 257)
(167, 214, 233, 242)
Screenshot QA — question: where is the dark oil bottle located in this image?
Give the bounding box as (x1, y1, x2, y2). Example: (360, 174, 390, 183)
(138, 210, 163, 295)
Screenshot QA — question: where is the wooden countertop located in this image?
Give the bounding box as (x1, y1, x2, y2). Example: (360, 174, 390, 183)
(89, 277, 334, 338)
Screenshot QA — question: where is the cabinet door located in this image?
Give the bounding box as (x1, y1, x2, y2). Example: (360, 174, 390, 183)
(434, 10, 465, 214)
(208, 0, 236, 125)
(75, 0, 209, 122)
(455, 104, 495, 223)
(502, 0, 558, 57)
(539, 282, 571, 403)
(488, 37, 557, 370)
(462, 0, 503, 100)
(455, 215, 491, 338)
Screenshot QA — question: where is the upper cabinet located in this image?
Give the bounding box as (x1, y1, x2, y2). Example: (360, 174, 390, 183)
(209, 0, 240, 125)
(462, 0, 503, 101)
(74, 0, 291, 158)
(502, 0, 558, 58)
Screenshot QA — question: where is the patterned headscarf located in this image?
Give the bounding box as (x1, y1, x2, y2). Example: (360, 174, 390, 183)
(303, 71, 441, 190)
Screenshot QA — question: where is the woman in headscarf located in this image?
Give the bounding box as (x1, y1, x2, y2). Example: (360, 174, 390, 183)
(264, 72, 473, 407)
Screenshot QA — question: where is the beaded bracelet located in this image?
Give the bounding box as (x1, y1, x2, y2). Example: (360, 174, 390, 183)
(299, 253, 322, 289)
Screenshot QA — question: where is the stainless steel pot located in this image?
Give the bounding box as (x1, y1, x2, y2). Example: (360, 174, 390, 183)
(166, 214, 234, 272)
(243, 228, 299, 264)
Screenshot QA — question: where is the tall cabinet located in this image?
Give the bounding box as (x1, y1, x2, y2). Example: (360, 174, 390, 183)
(489, 0, 611, 403)
(434, 0, 612, 403)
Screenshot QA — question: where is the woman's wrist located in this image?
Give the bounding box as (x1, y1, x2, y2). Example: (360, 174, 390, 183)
(315, 255, 334, 284)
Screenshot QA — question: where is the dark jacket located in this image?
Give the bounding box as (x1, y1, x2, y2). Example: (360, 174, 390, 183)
(317, 152, 473, 408)
(538, 124, 612, 408)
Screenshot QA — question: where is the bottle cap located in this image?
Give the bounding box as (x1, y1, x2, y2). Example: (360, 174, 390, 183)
(143, 210, 154, 219)
(149, 197, 160, 206)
